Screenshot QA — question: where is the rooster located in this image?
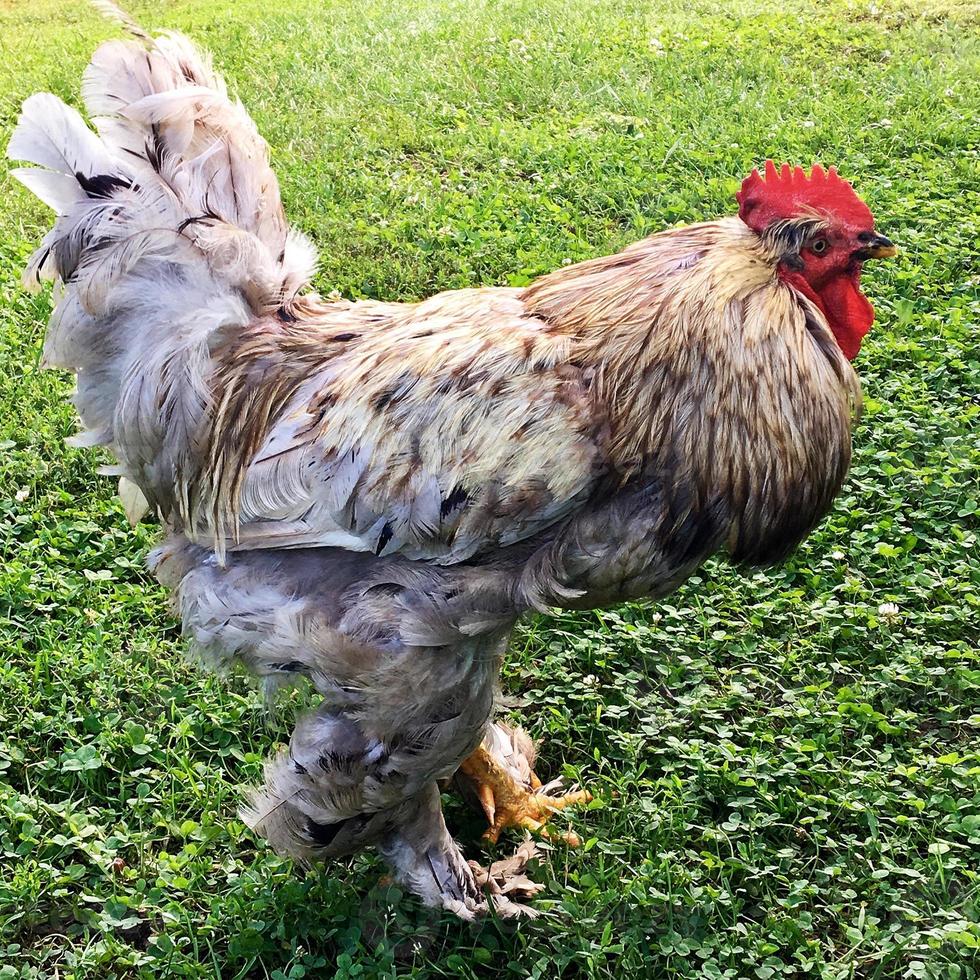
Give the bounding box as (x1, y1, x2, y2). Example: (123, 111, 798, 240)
(8, 8, 896, 918)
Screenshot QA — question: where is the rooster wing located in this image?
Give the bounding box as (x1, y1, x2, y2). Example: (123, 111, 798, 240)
(206, 290, 612, 564)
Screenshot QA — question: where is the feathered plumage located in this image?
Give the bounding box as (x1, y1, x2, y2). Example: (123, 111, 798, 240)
(9, 11, 893, 917)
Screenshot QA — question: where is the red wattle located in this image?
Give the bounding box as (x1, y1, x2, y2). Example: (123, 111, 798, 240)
(779, 268, 874, 361)
(818, 273, 874, 360)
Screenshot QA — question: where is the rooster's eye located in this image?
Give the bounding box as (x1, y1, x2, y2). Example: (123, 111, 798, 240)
(810, 238, 830, 256)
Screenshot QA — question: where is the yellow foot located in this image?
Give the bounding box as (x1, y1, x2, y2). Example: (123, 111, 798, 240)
(457, 724, 593, 847)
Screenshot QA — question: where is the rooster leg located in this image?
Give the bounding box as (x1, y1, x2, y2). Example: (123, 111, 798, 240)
(380, 783, 540, 919)
(243, 717, 541, 919)
(174, 544, 549, 914)
(456, 722, 592, 847)
(378, 782, 488, 919)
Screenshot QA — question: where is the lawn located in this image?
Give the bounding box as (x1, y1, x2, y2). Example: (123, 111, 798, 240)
(1, 0, 978, 976)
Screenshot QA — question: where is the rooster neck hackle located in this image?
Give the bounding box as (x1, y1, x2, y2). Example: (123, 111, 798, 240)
(523, 215, 860, 462)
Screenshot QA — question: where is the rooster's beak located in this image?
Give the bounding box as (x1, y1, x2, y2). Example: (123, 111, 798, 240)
(856, 234, 898, 260)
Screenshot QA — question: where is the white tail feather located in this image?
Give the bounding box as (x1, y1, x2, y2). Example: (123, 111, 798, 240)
(8, 93, 118, 178)
(8, 168, 86, 214)
(8, 26, 316, 524)
(118, 477, 151, 524)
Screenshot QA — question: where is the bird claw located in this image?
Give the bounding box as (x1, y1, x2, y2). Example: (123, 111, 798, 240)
(469, 839, 545, 918)
(423, 842, 544, 920)
(456, 726, 593, 849)
(482, 785, 594, 847)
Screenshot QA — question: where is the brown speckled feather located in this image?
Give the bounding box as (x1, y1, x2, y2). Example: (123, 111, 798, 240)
(206, 288, 607, 561)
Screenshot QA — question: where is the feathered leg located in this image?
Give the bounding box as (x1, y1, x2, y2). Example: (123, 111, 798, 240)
(378, 783, 485, 919)
(163, 541, 550, 916)
(380, 783, 544, 919)
(241, 704, 542, 918)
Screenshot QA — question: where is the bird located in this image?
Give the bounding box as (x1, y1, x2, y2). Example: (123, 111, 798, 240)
(8, 4, 896, 919)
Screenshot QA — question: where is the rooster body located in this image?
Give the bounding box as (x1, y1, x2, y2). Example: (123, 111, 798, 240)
(10, 19, 893, 917)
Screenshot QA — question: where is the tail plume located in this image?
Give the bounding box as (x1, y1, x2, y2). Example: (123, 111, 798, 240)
(90, 0, 152, 42)
(7, 19, 316, 521)
(10, 22, 316, 314)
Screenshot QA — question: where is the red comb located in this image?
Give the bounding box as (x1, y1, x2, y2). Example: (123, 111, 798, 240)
(736, 161, 873, 233)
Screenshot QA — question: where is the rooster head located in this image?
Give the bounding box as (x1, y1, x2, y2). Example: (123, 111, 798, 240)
(736, 161, 896, 360)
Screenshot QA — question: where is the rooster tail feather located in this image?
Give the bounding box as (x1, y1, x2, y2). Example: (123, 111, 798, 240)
(89, 0, 152, 42)
(7, 28, 314, 526)
(10, 31, 317, 313)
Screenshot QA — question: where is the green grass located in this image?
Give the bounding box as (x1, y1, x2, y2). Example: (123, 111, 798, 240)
(1, 0, 978, 976)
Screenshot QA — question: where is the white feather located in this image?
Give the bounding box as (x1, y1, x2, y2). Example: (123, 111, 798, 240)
(9, 25, 317, 533)
(118, 477, 150, 524)
(9, 168, 85, 214)
(7, 93, 117, 177)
